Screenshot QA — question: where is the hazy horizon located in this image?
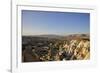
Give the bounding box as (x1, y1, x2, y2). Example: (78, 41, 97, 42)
(22, 10, 90, 36)
(22, 33, 90, 37)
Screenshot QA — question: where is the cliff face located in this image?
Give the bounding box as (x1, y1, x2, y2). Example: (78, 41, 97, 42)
(22, 34, 90, 62)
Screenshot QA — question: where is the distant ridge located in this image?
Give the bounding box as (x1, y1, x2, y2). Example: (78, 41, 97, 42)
(22, 33, 90, 40)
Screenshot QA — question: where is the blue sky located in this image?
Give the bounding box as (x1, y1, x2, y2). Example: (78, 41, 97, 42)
(22, 10, 90, 35)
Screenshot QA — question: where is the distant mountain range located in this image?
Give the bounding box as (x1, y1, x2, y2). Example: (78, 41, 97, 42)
(33, 34, 65, 38)
(23, 34, 90, 40)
